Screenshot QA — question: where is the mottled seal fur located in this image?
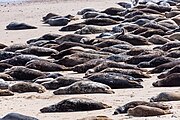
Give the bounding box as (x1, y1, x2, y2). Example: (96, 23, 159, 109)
(100, 68, 150, 78)
(101, 7, 125, 15)
(150, 92, 180, 102)
(16, 46, 58, 56)
(115, 34, 150, 45)
(158, 65, 180, 79)
(47, 18, 70, 26)
(137, 56, 175, 68)
(87, 72, 143, 89)
(60, 23, 86, 31)
(55, 34, 90, 44)
(0, 51, 19, 61)
(40, 97, 111, 112)
(127, 105, 172, 117)
(53, 81, 114, 95)
(0, 54, 41, 66)
(6, 22, 37, 30)
(153, 73, 180, 87)
(149, 60, 180, 74)
(5, 66, 46, 80)
(113, 101, 171, 114)
(1, 113, 38, 120)
(72, 58, 105, 73)
(148, 35, 170, 44)
(75, 25, 111, 34)
(77, 8, 98, 15)
(25, 60, 68, 72)
(41, 76, 88, 90)
(3, 44, 29, 52)
(0, 89, 14, 96)
(9, 82, 46, 93)
(84, 18, 119, 26)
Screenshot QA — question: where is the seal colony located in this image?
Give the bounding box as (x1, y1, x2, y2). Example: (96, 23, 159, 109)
(0, 0, 180, 119)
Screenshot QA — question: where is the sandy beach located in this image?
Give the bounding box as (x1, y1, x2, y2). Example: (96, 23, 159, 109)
(0, 0, 180, 120)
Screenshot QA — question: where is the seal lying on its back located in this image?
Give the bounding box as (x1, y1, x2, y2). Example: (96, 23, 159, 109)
(6, 22, 37, 30)
(150, 92, 180, 102)
(128, 105, 172, 117)
(113, 101, 171, 114)
(40, 97, 111, 112)
(53, 81, 114, 95)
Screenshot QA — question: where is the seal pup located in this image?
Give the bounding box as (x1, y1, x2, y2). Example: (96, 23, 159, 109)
(0, 89, 14, 96)
(53, 81, 114, 95)
(113, 101, 171, 114)
(5, 66, 46, 80)
(40, 97, 111, 113)
(153, 73, 180, 87)
(1, 113, 38, 120)
(6, 22, 37, 30)
(128, 105, 172, 117)
(9, 82, 46, 93)
(150, 92, 180, 102)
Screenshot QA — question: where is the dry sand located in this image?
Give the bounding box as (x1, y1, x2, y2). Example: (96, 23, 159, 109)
(0, 0, 180, 120)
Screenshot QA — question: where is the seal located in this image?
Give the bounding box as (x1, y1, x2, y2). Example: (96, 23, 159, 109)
(82, 11, 104, 19)
(166, 50, 180, 58)
(148, 60, 180, 74)
(125, 54, 160, 65)
(86, 61, 145, 75)
(100, 68, 150, 78)
(95, 14, 124, 21)
(113, 101, 171, 114)
(74, 25, 111, 34)
(84, 18, 119, 26)
(1, 113, 38, 120)
(25, 60, 69, 72)
(150, 92, 180, 102)
(3, 44, 29, 52)
(100, 46, 127, 54)
(9, 82, 46, 93)
(139, 28, 166, 38)
(78, 115, 112, 120)
(6, 22, 37, 30)
(143, 22, 170, 32)
(148, 35, 170, 44)
(158, 65, 180, 79)
(55, 34, 90, 44)
(47, 18, 70, 26)
(127, 105, 172, 117)
(5, 66, 46, 80)
(16, 46, 59, 56)
(158, 41, 180, 51)
(72, 58, 105, 73)
(124, 10, 144, 18)
(101, 7, 125, 15)
(42, 13, 59, 21)
(0, 51, 19, 61)
(153, 73, 180, 87)
(94, 39, 132, 48)
(0, 63, 13, 72)
(115, 34, 150, 45)
(0, 54, 41, 66)
(87, 72, 143, 89)
(77, 8, 98, 15)
(137, 56, 175, 68)
(53, 81, 114, 95)
(60, 23, 86, 31)
(0, 73, 14, 81)
(40, 97, 111, 112)
(0, 89, 14, 96)
(0, 79, 9, 89)
(41, 76, 88, 90)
